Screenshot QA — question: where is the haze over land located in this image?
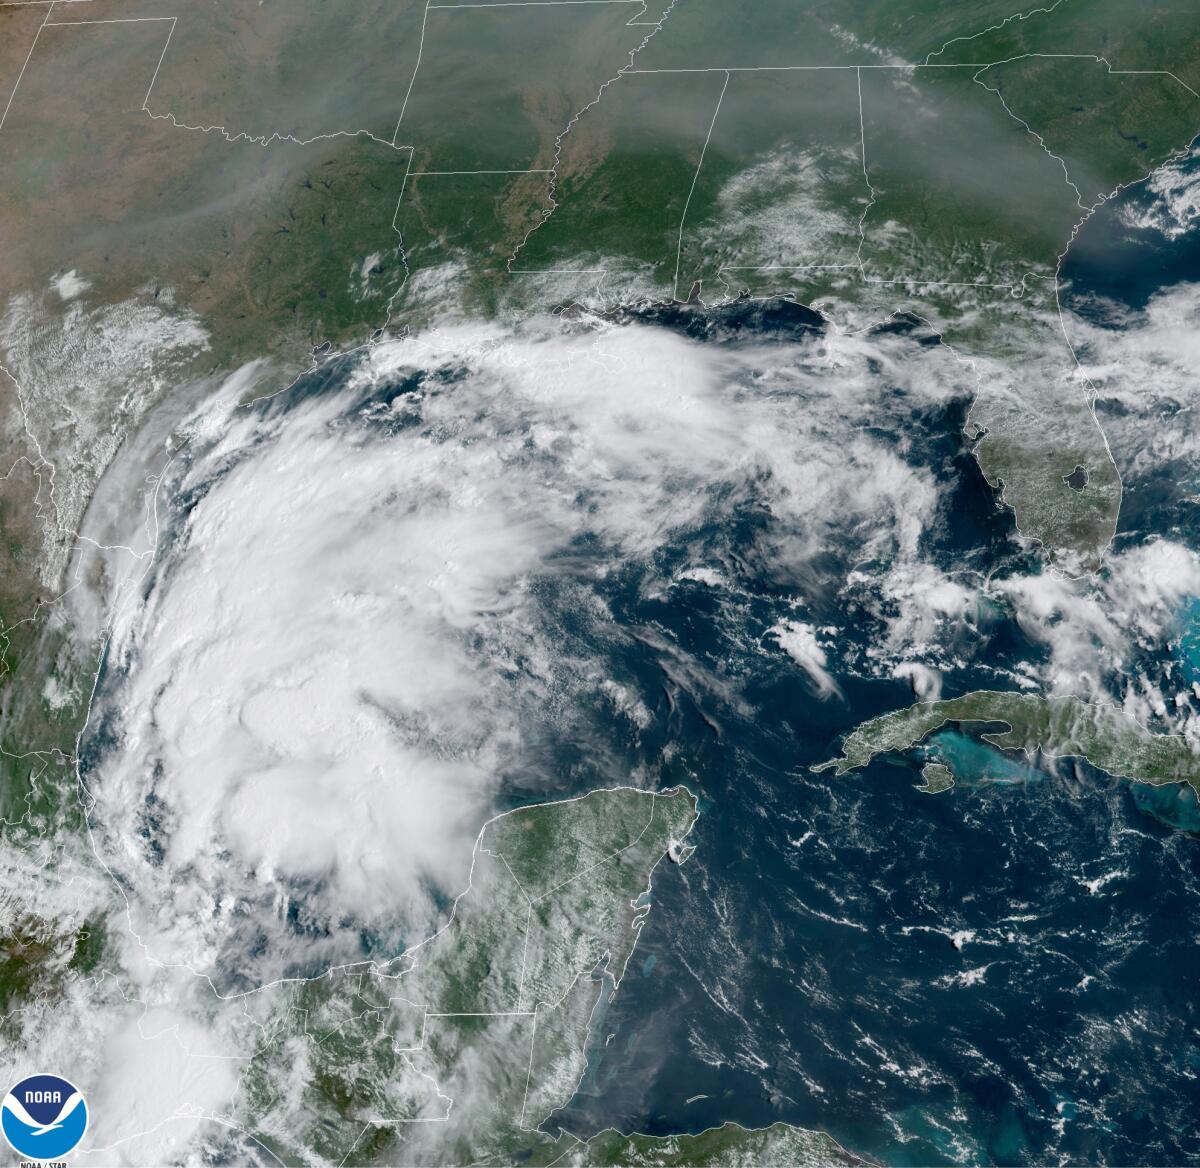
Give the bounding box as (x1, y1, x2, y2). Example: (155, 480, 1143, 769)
(1, 0, 1200, 1163)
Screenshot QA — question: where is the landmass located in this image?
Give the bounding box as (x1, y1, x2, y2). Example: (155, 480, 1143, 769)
(3, 0, 1199, 835)
(228, 786, 858, 1166)
(916, 762, 956, 795)
(562, 1120, 868, 1166)
(816, 690, 1200, 796)
(4, 1, 1200, 1161)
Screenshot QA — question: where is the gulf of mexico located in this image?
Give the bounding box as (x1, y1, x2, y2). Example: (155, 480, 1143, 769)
(544, 157, 1200, 1166)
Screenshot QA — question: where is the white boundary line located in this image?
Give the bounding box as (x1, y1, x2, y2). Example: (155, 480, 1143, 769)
(44, 15, 173, 23)
(431, 0, 644, 6)
(925, 0, 1070, 64)
(139, 12, 174, 110)
(671, 69, 727, 300)
(0, 0, 51, 134)
(417, 167, 552, 175)
(854, 65, 877, 276)
(509, 50, 1198, 315)
(18, 6, 414, 150)
(505, 0, 679, 270)
(517, 1011, 539, 1127)
(624, 54, 1199, 95)
(393, 0, 431, 145)
(972, 62, 1085, 208)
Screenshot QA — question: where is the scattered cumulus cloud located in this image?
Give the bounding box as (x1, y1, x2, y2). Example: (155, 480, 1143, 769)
(1119, 148, 1200, 240)
(0, 286, 208, 584)
(1071, 281, 1200, 476)
(891, 661, 942, 702)
(994, 540, 1200, 701)
(768, 620, 842, 699)
(66, 290, 1200, 1154)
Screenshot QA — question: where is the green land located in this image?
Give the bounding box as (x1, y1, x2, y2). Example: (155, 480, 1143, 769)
(229, 786, 858, 1166)
(3, 0, 1199, 825)
(816, 690, 1200, 798)
(916, 762, 957, 795)
(564, 1120, 868, 1166)
(3, 1, 1200, 1162)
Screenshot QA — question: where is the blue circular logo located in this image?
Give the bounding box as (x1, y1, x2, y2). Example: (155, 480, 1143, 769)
(2, 1074, 88, 1161)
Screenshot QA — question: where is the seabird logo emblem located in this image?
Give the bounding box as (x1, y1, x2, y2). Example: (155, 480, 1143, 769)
(1, 1074, 88, 1161)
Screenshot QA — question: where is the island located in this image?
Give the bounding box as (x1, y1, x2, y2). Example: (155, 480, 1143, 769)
(816, 691, 1200, 797)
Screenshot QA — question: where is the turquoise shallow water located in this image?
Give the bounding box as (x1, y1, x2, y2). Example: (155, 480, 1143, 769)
(923, 728, 1044, 787)
(548, 151, 1200, 1164)
(78, 142, 1200, 1166)
(1132, 780, 1200, 833)
(524, 298, 1200, 1163)
(1177, 596, 1200, 684)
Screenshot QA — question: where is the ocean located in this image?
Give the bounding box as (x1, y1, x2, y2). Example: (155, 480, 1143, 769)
(541, 156, 1200, 1165)
(75, 142, 1200, 1166)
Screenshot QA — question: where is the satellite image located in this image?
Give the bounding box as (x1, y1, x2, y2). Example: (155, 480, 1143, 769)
(0, 0, 1198, 1164)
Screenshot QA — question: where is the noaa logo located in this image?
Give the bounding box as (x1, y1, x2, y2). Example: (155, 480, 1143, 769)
(1, 1074, 88, 1162)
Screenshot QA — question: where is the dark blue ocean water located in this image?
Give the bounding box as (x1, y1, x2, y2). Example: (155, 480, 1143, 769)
(82, 146, 1200, 1163)
(529, 162, 1200, 1164)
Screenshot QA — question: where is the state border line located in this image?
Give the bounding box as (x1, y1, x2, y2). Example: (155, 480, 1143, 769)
(0, 0, 52, 133)
(625, 55, 1200, 100)
(671, 68, 728, 300)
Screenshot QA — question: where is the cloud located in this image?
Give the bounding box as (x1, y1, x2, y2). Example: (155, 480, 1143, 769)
(51, 269, 91, 302)
(80, 314, 961, 984)
(856, 560, 978, 660)
(1070, 281, 1200, 476)
(0, 285, 208, 584)
(1103, 539, 1200, 641)
(1119, 146, 1200, 240)
(768, 620, 841, 698)
(89, 372, 550, 978)
(993, 539, 1200, 700)
(79, 1000, 240, 1166)
(974, 274, 1200, 707)
(890, 661, 942, 701)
